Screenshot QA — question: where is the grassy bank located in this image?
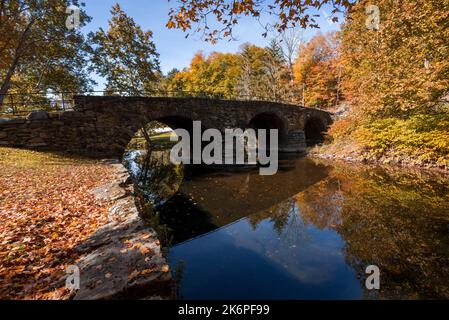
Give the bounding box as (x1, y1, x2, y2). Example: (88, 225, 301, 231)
(127, 132, 177, 151)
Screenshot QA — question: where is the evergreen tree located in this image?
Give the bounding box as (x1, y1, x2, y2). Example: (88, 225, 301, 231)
(263, 39, 290, 101)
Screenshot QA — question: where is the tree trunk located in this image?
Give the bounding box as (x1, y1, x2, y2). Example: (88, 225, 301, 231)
(0, 55, 20, 106)
(141, 126, 153, 153)
(288, 61, 294, 84)
(0, 19, 35, 107)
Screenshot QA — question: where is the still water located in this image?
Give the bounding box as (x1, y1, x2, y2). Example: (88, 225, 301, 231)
(124, 150, 449, 300)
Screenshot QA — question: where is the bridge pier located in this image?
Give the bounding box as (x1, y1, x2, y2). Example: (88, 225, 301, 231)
(280, 130, 307, 153)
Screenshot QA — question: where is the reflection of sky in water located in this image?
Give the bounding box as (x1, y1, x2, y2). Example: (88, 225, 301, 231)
(127, 150, 449, 300)
(169, 204, 363, 300)
(123, 150, 145, 177)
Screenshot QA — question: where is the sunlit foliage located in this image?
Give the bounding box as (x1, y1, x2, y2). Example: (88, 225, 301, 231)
(168, 51, 241, 97)
(89, 4, 161, 95)
(0, 0, 93, 107)
(167, 0, 355, 43)
(341, 0, 449, 116)
(293, 31, 341, 108)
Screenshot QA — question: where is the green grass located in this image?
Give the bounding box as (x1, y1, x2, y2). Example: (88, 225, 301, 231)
(127, 131, 178, 150)
(0, 147, 99, 168)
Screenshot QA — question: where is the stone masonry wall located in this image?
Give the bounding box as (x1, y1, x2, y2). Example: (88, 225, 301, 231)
(0, 110, 102, 156)
(0, 96, 332, 158)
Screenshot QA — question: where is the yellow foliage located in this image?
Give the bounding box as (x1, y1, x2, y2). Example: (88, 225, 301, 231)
(341, 0, 449, 116)
(331, 114, 449, 168)
(167, 51, 241, 97)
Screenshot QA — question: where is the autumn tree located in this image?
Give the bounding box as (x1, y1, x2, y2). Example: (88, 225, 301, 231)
(279, 28, 304, 83)
(168, 42, 293, 101)
(89, 3, 160, 95)
(293, 32, 341, 109)
(323, 0, 449, 167)
(0, 0, 93, 107)
(341, 0, 449, 117)
(167, 0, 356, 42)
(168, 51, 241, 98)
(260, 40, 291, 101)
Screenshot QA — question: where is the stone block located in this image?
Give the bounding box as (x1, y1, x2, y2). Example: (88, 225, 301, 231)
(27, 110, 49, 121)
(74, 164, 173, 300)
(0, 118, 26, 125)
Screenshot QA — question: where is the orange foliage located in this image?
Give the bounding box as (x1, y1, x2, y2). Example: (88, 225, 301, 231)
(0, 148, 114, 299)
(293, 32, 341, 109)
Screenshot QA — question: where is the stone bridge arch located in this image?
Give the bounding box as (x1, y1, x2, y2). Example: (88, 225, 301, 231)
(248, 112, 289, 145)
(0, 96, 333, 158)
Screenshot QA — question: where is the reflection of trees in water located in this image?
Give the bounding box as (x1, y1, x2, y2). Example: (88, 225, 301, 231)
(296, 160, 449, 299)
(295, 176, 344, 230)
(277, 204, 310, 248)
(124, 145, 449, 298)
(247, 199, 311, 247)
(128, 150, 184, 207)
(123, 149, 184, 249)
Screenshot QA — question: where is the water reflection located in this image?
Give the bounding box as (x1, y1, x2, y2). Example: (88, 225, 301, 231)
(123, 150, 183, 207)
(295, 161, 449, 299)
(124, 150, 449, 300)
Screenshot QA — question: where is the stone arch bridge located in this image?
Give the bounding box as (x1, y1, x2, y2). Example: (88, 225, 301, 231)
(0, 96, 332, 158)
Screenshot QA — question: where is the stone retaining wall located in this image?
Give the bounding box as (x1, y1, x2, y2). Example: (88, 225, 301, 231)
(73, 161, 173, 300)
(0, 110, 101, 155)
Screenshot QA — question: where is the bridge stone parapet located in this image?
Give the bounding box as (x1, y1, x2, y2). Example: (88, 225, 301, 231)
(0, 96, 332, 158)
(0, 110, 99, 153)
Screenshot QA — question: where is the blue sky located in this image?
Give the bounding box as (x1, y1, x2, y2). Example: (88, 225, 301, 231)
(81, 0, 342, 89)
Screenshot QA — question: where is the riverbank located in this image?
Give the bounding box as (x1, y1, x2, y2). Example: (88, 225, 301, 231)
(310, 139, 449, 174)
(316, 112, 449, 173)
(0, 147, 172, 299)
(74, 160, 173, 300)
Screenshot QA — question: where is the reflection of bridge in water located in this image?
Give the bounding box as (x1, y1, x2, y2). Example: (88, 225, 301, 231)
(148, 156, 331, 244)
